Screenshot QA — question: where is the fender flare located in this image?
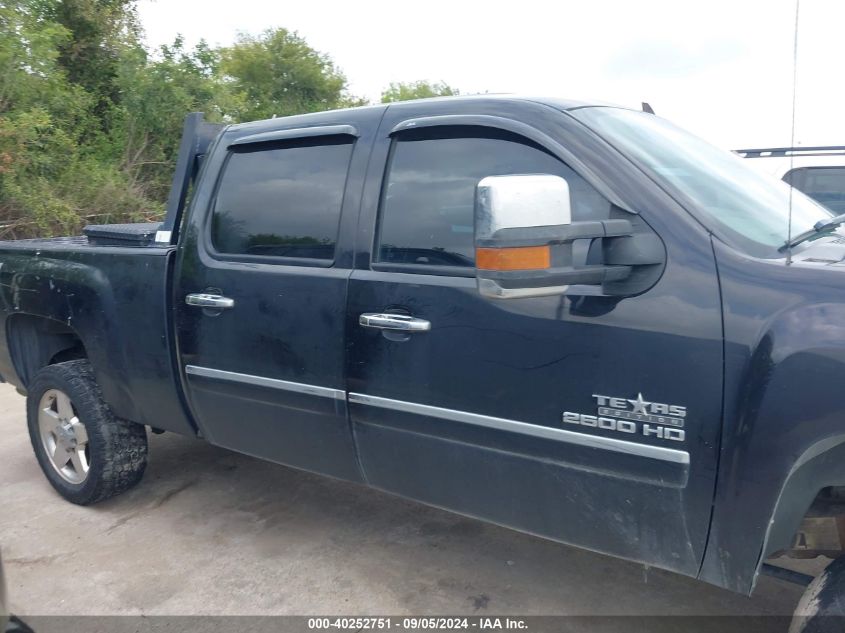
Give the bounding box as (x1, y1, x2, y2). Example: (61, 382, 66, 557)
(762, 436, 845, 561)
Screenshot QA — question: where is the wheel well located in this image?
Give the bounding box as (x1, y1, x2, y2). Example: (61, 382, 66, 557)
(6, 314, 87, 388)
(769, 486, 845, 561)
(761, 437, 845, 573)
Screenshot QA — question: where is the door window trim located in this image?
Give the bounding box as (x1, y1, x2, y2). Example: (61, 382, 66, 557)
(202, 129, 357, 268)
(390, 115, 631, 212)
(372, 119, 618, 277)
(228, 124, 358, 149)
(370, 261, 475, 278)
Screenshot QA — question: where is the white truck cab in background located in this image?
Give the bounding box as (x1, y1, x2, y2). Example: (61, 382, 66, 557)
(737, 146, 845, 213)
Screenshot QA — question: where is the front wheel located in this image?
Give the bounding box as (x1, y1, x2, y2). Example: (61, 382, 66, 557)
(790, 556, 845, 633)
(26, 360, 148, 505)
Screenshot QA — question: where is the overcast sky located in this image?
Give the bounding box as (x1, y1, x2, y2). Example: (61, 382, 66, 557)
(137, 0, 843, 150)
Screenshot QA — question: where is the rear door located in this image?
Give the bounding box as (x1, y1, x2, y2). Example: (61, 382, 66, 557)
(174, 108, 382, 481)
(346, 100, 724, 576)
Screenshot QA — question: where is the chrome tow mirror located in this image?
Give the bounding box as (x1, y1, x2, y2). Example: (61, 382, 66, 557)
(474, 174, 636, 299)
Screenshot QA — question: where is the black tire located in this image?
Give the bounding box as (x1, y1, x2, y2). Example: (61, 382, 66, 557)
(790, 556, 845, 633)
(26, 360, 148, 505)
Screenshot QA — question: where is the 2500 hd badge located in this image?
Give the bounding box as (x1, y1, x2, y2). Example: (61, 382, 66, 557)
(563, 393, 686, 442)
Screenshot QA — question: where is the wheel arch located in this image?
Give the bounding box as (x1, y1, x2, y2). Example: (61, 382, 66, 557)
(6, 313, 88, 388)
(762, 437, 845, 561)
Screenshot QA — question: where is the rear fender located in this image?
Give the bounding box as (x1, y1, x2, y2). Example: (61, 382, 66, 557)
(0, 254, 138, 422)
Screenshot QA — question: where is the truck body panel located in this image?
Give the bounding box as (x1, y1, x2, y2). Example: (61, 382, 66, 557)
(344, 98, 723, 577)
(0, 241, 195, 437)
(701, 239, 845, 592)
(171, 105, 386, 481)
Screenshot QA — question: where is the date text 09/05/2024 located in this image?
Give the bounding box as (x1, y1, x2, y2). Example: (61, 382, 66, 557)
(307, 617, 528, 630)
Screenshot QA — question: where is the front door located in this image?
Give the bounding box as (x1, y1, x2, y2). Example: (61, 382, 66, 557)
(174, 109, 381, 481)
(346, 101, 723, 576)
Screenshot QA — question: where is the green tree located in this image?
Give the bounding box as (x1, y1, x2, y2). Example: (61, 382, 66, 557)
(0, 1, 79, 234)
(0, 0, 69, 113)
(1, 7, 387, 239)
(45, 0, 140, 122)
(380, 80, 459, 103)
(219, 28, 360, 121)
(0, 0, 154, 238)
(113, 36, 231, 201)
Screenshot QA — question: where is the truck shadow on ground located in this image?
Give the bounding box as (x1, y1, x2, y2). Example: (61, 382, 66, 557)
(91, 430, 804, 617)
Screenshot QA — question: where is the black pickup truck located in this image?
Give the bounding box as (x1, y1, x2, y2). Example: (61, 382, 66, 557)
(3, 96, 845, 627)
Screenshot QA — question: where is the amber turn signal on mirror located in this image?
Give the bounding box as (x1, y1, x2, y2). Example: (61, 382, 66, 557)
(475, 245, 551, 271)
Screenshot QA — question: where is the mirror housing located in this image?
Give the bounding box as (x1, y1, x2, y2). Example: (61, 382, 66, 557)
(474, 174, 656, 299)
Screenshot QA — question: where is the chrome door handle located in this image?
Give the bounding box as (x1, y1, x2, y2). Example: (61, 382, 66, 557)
(185, 293, 235, 309)
(359, 313, 431, 332)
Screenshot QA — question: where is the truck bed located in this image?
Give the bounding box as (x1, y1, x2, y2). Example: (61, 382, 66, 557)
(0, 222, 165, 250)
(0, 237, 195, 436)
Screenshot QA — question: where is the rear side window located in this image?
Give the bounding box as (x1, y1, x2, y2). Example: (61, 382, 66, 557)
(785, 167, 845, 214)
(211, 137, 353, 260)
(376, 128, 609, 268)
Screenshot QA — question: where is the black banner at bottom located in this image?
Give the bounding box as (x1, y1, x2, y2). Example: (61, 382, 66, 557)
(2, 615, 824, 633)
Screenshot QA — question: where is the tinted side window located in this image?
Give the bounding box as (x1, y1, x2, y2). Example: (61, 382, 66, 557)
(786, 167, 845, 214)
(212, 138, 353, 260)
(377, 128, 610, 267)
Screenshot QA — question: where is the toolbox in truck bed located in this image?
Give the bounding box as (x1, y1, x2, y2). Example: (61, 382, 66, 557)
(82, 222, 163, 246)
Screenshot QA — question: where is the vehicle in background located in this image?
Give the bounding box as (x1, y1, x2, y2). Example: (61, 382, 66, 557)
(737, 146, 845, 213)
